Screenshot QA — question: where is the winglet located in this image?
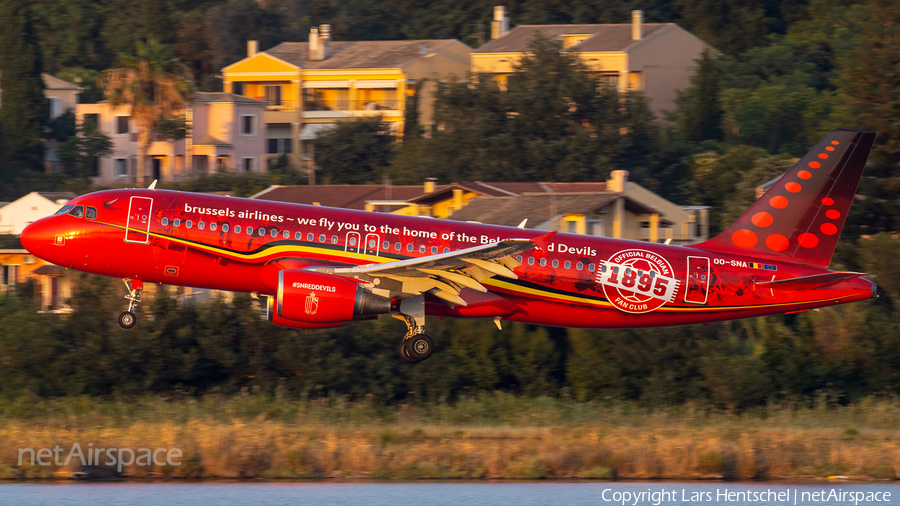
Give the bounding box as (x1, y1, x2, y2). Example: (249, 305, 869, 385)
(529, 231, 557, 251)
(517, 219, 528, 229)
(148, 179, 158, 190)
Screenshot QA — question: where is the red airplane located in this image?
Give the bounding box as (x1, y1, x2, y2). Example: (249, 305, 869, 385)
(21, 129, 876, 363)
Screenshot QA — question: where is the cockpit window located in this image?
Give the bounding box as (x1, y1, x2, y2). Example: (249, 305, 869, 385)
(55, 205, 74, 216)
(86, 206, 97, 219)
(68, 205, 85, 218)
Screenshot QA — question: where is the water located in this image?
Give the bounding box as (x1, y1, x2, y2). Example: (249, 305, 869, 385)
(0, 482, 896, 506)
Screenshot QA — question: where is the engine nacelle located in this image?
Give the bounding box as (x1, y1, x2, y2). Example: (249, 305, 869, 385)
(267, 296, 342, 329)
(277, 269, 391, 324)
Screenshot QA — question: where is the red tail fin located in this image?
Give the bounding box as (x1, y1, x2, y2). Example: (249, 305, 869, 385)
(692, 129, 875, 268)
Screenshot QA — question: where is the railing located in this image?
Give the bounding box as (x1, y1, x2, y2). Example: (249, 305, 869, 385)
(304, 100, 399, 112)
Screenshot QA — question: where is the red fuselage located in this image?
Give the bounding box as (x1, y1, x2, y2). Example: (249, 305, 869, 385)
(21, 189, 875, 328)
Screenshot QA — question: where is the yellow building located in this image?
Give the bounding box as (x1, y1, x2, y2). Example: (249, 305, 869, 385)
(472, 7, 711, 115)
(221, 28, 472, 171)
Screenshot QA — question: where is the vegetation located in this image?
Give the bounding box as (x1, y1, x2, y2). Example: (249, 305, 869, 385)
(101, 39, 193, 186)
(1, 393, 900, 480)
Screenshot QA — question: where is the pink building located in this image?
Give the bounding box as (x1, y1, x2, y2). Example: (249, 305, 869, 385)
(77, 92, 268, 185)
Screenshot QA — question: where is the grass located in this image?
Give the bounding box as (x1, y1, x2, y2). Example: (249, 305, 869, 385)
(0, 392, 899, 481)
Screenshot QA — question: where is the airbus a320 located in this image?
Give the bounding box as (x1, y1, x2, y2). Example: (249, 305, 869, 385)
(21, 129, 877, 364)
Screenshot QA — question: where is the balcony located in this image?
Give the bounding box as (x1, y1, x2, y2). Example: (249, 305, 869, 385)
(304, 99, 399, 112)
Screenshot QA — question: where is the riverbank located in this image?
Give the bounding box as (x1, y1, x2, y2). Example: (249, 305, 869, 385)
(0, 394, 898, 481)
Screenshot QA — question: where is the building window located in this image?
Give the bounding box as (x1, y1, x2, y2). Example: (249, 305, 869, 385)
(588, 220, 604, 237)
(242, 158, 254, 172)
(116, 116, 129, 135)
(49, 98, 61, 119)
(232, 82, 244, 95)
(267, 139, 293, 154)
(241, 115, 256, 136)
(115, 158, 128, 177)
(264, 85, 282, 106)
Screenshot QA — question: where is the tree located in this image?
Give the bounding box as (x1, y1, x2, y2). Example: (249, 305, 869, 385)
(677, 49, 724, 143)
(832, 0, 900, 176)
(314, 116, 394, 184)
(101, 39, 192, 185)
(0, 0, 49, 179)
(57, 117, 113, 179)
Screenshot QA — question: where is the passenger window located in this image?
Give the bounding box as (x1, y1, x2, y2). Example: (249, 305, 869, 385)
(68, 205, 85, 218)
(210, 223, 217, 231)
(295, 232, 302, 240)
(234, 225, 241, 233)
(173, 219, 181, 227)
(186, 220, 193, 229)
(54, 205, 74, 216)
(86, 207, 97, 219)
(246, 226, 254, 235)
(540, 258, 547, 266)
(198, 222, 205, 230)
(516, 255, 522, 262)
(528, 257, 535, 265)
(576, 262, 583, 270)
(588, 264, 596, 272)
(419, 245, 426, 253)
(395, 242, 401, 250)
(564, 260, 571, 269)
(282, 230, 289, 239)
(222, 224, 229, 232)
(383, 241, 390, 249)
(331, 235, 338, 244)
(161, 217, 169, 226)
(552, 259, 559, 268)
(431, 246, 438, 254)
(406, 244, 413, 252)
(349, 236, 357, 246)
(443, 247, 450, 253)
(307, 233, 314, 241)
(319, 234, 326, 242)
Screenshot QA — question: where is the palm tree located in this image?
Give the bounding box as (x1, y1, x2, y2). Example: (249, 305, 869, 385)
(101, 39, 192, 185)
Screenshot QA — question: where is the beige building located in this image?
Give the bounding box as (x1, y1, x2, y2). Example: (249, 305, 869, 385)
(221, 29, 472, 169)
(77, 92, 268, 185)
(472, 7, 711, 115)
(253, 172, 708, 244)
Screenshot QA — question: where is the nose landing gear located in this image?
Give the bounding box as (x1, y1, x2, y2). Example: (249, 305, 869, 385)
(119, 278, 143, 329)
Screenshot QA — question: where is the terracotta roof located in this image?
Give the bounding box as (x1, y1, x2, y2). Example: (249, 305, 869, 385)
(33, 264, 67, 275)
(252, 185, 429, 210)
(266, 39, 459, 69)
(194, 92, 267, 105)
(474, 24, 668, 53)
(542, 182, 608, 193)
(448, 193, 621, 227)
(37, 192, 76, 202)
(194, 135, 232, 147)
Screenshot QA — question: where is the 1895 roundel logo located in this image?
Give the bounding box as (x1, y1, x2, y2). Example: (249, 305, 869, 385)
(595, 249, 681, 314)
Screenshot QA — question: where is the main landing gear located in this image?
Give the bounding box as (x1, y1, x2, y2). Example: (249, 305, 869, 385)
(394, 295, 434, 364)
(119, 278, 143, 329)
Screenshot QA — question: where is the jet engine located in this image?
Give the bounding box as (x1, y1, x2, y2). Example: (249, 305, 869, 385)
(275, 269, 391, 324)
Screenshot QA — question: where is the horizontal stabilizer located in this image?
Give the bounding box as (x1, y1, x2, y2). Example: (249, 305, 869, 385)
(757, 272, 864, 290)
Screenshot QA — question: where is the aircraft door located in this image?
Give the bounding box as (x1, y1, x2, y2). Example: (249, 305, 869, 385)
(345, 231, 361, 257)
(125, 196, 153, 244)
(684, 256, 710, 304)
(363, 233, 380, 260)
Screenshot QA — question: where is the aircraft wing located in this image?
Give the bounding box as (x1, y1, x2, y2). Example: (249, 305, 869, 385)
(312, 233, 554, 306)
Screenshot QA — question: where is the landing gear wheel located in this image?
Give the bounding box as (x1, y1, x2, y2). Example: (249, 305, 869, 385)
(399, 341, 420, 364)
(406, 334, 434, 362)
(118, 311, 136, 329)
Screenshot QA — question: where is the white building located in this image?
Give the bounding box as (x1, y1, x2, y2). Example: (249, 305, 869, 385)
(0, 192, 74, 235)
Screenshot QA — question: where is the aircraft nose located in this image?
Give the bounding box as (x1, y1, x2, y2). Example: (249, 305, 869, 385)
(20, 219, 55, 255)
